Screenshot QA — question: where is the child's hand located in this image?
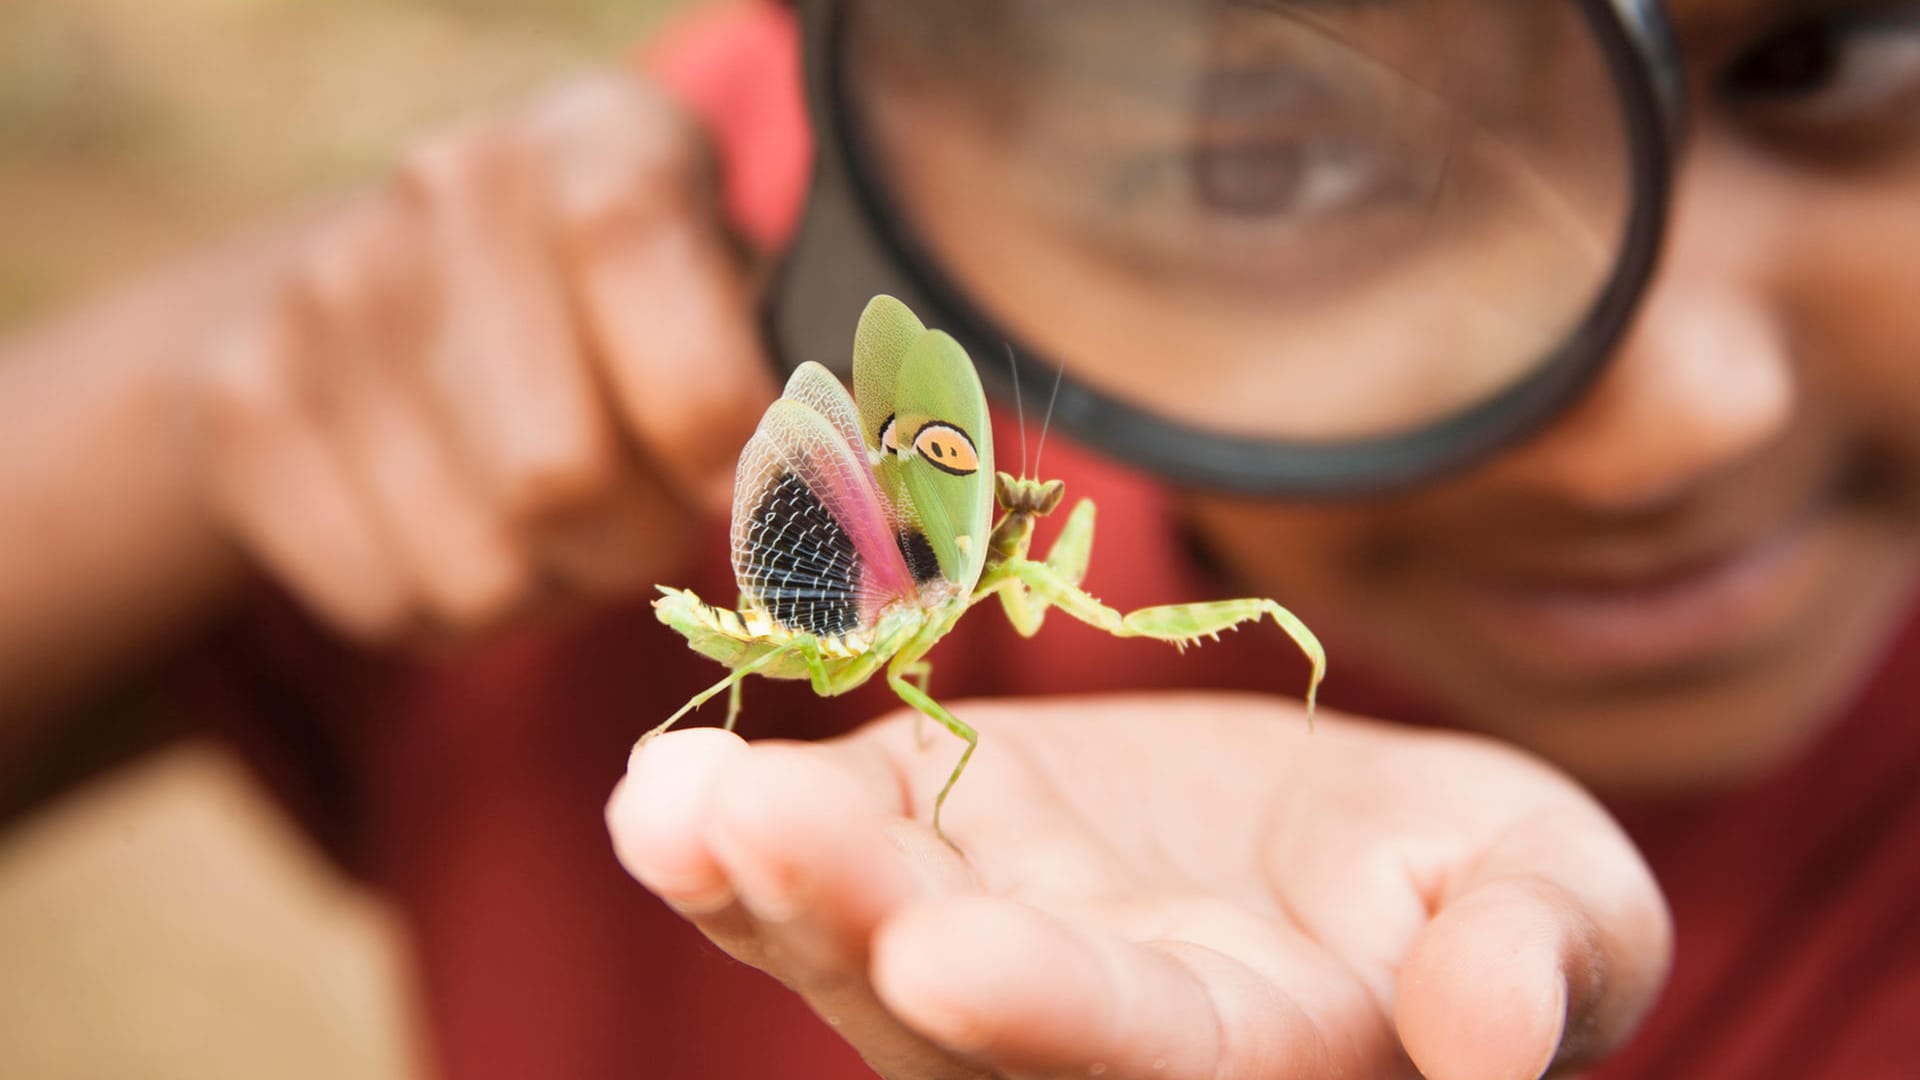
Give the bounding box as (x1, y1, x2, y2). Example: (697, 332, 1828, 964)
(609, 694, 1671, 1080)
(186, 71, 773, 643)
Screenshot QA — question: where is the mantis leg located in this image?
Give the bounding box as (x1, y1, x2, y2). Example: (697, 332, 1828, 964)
(796, 637, 834, 695)
(896, 660, 935, 746)
(998, 558, 1326, 718)
(994, 574, 1047, 638)
(642, 644, 794, 745)
(805, 620, 921, 696)
(886, 653, 976, 844)
(1043, 497, 1096, 584)
(714, 638, 838, 731)
(992, 498, 1098, 638)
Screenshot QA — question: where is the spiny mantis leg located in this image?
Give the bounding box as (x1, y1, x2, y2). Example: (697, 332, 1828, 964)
(990, 558, 1327, 718)
(994, 497, 1097, 637)
(886, 654, 975, 842)
(1043, 497, 1096, 583)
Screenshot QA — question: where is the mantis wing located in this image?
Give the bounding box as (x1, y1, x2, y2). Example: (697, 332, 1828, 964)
(850, 294, 927, 451)
(780, 361, 871, 466)
(883, 330, 997, 593)
(731, 399, 917, 635)
(848, 296, 996, 594)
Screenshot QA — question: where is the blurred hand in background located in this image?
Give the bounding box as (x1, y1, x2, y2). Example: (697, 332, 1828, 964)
(0, 54, 772, 720)
(188, 71, 772, 646)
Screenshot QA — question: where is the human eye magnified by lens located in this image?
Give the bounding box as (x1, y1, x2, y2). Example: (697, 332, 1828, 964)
(1118, 61, 1427, 221)
(833, 0, 1637, 445)
(1091, 128, 1433, 292)
(1005, 25, 1465, 291)
(1185, 137, 1397, 222)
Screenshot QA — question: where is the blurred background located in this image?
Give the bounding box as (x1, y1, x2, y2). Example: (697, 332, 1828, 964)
(0, 1, 687, 1075)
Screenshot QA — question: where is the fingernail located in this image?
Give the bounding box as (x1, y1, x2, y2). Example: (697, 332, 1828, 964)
(661, 880, 737, 917)
(1528, 970, 1570, 1080)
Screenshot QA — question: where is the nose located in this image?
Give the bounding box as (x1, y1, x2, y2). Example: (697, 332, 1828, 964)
(1479, 159, 1796, 514)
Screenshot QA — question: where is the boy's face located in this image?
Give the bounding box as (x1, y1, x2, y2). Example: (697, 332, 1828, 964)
(1183, 0, 1920, 790)
(860, 0, 1920, 789)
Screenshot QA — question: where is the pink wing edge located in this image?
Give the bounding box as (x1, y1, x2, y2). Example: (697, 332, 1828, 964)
(731, 397, 918, 625)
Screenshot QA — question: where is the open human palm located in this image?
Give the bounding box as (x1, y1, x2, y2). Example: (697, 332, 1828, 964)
(608, 694, 1670, 1080)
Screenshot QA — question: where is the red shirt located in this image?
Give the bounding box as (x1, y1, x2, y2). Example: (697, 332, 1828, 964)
(194, 4, 1920, 1077)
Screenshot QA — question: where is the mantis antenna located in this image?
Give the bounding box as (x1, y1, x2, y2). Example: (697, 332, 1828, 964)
(1032, 359, 1067, 478)
(1005, 342, 1028, 478)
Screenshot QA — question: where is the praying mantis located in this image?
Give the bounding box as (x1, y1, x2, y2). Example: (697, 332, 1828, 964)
(649, 295, 1325, 839)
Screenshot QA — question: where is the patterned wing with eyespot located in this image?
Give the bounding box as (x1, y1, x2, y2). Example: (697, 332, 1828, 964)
(884, 329, 995, 592)
(730, 399, 918, 636)
(851, 294, 928, 452)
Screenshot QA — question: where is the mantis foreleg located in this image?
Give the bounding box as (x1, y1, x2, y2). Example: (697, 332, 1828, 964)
(1043, 497, 1096, 584)
(993, 498, 1098, 637)
(994, 558, 1326, 718)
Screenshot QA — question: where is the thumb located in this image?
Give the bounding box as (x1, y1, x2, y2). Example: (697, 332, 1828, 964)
(1395, 817, 1673, 1080)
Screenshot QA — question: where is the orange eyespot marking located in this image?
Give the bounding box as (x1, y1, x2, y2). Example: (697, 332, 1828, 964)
(879, 414, 901, 455)
(912, 422, 979, 476)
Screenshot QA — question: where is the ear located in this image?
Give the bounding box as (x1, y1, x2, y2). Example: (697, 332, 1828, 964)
(887, 329, 996, 589)
(850, 294, 927, 451)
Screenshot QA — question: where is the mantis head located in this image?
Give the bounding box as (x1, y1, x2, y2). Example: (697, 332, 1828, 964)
(996, 473, 1067, 518)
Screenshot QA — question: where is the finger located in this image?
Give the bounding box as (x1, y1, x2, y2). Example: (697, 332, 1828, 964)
(872, 896, 1328, 1080)
(535, 73, 777, 513)
(1394, 810, 1672, 1080)
(608, 727, 751, 914)
(700, 742, 958, 970)
(298, 200, 534, 632)
(611, 732, 971, 1080)
(851, 704, 1145, 900)
(1395, 878, 1580, 1080)
(401, 122, 621, 525)
(704, 743, 981, 1078)
(198, 304, 415, 641)
(516, 466, 690, 600)
(1255, 727, 1561, 1010)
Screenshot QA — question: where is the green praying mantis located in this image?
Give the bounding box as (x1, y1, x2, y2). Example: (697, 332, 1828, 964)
(648, 295, 1325, 839)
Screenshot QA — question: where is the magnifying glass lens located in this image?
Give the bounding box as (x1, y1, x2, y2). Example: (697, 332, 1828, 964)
(844, 0, 1634, 443)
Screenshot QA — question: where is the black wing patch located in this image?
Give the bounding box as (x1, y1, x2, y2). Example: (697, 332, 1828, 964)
(896, 528, 943, 585)
(737, 470, 863, 637)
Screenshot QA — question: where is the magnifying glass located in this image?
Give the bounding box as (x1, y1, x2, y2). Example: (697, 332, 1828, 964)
(768, 0, 1685, 494)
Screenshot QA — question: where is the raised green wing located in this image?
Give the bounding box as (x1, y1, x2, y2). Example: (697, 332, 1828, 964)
(881, 329, 995, 592)
(850, 294, 926, 452)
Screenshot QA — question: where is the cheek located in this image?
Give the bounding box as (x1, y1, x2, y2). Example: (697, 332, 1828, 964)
(1777, 169, 1920, 464)
(1184, 497, 1404, 624)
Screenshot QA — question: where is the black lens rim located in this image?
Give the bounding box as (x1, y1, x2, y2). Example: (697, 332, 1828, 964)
(772, 0, 1684, 495)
